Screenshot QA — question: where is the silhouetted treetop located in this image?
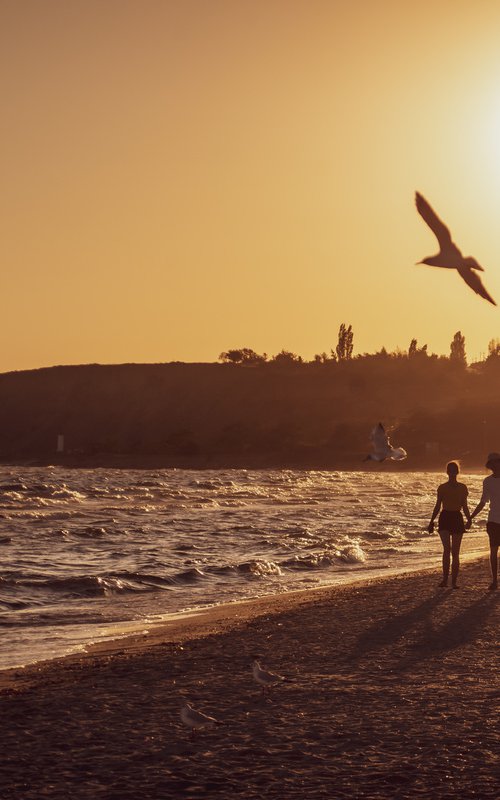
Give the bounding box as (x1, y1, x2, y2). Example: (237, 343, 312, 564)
(313, 352, 334, 364)
(336, 324, 353, 361)
(408, 339, 428, 358)
(450, 331, 466, 366)
(487, 338, 500, 359)
(271, 350, 303, 365)
(216, 328, 493, 370)
(219, 348, 267, 365)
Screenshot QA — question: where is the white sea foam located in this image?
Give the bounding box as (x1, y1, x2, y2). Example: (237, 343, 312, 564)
(338, 543, 366, 563)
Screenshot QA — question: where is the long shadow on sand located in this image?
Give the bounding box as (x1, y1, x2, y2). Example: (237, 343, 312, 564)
(345, 589, 497, 670)
(345, 590, 450, 666)
(393, 590, 498, 672)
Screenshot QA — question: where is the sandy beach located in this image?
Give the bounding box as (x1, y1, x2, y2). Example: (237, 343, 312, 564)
(1, 558, 498, 799)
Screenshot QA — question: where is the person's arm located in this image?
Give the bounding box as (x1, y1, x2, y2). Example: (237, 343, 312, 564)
(428, 489, 442, 533)
(462, 486, 472, 528)
(469, 499, 486, 523)
(469, 483, 488, 526)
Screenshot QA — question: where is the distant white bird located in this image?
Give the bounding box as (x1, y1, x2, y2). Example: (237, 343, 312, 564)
(252, 660, 286, 693)
(364, 423, 407, 462)
(415, 191, 496, 305)
(180, 703, 222, 736)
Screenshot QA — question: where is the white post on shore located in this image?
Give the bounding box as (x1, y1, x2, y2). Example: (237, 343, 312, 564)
(56, 434, 65, 453)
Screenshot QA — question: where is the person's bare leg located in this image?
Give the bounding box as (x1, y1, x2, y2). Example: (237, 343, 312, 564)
(451, 532, 463, 588)
(439, 531, 451, 586)
(489, 544, 498, 590)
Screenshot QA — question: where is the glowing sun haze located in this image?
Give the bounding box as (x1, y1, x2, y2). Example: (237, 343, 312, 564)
(2, 0, 500, 371)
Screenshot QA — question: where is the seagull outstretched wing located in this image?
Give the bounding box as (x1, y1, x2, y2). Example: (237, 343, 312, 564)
(415, 192, 452, 250)
(458, 267, 496, 306)
(370, 423, 389, 453)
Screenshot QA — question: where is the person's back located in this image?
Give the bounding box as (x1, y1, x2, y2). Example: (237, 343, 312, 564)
(480, 474, 500, 522)
(438, 481, 468, 512)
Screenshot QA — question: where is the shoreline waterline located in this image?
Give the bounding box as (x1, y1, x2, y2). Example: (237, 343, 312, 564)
(0, 457, 491, 473)
(1, 552, 490, 683)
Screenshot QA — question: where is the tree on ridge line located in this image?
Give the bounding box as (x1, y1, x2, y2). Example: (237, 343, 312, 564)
(336, 323, 354, 362)
(219, 348, 267, 365)
(450, 331, 466, 366)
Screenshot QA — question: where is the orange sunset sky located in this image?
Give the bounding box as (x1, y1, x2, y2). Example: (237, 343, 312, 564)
(3, 0, 500, 372)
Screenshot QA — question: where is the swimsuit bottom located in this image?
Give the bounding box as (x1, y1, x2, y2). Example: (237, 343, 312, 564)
(438, 510, 465, 535)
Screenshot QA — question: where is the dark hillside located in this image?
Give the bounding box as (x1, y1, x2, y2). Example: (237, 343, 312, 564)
(0, 358, 499, 468)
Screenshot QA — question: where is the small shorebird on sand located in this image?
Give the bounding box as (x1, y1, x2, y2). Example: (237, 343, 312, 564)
(180, 703, 222, 737)
(415, 191, 496, 305)
(365, 423, 407, 463)
(252, 659, 286, 694)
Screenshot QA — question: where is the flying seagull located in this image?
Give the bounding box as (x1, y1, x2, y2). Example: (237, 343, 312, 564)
(364, 423, 407, 462)
(415, 191, 496, 305)
(180, 703, 223, 737)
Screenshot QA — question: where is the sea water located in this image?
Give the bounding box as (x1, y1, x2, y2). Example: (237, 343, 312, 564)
(0, 467, 488, 670)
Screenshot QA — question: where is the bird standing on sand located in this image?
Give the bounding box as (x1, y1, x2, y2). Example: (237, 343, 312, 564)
(252, 659, 286, 694)
(180, 703, 222, 736)
(415, 191, 496, 305)
(365, 423, 407, 462)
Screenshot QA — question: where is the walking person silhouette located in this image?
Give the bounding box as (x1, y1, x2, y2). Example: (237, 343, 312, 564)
(468, 452, 500, 590)
(428, 461, 471, 588)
